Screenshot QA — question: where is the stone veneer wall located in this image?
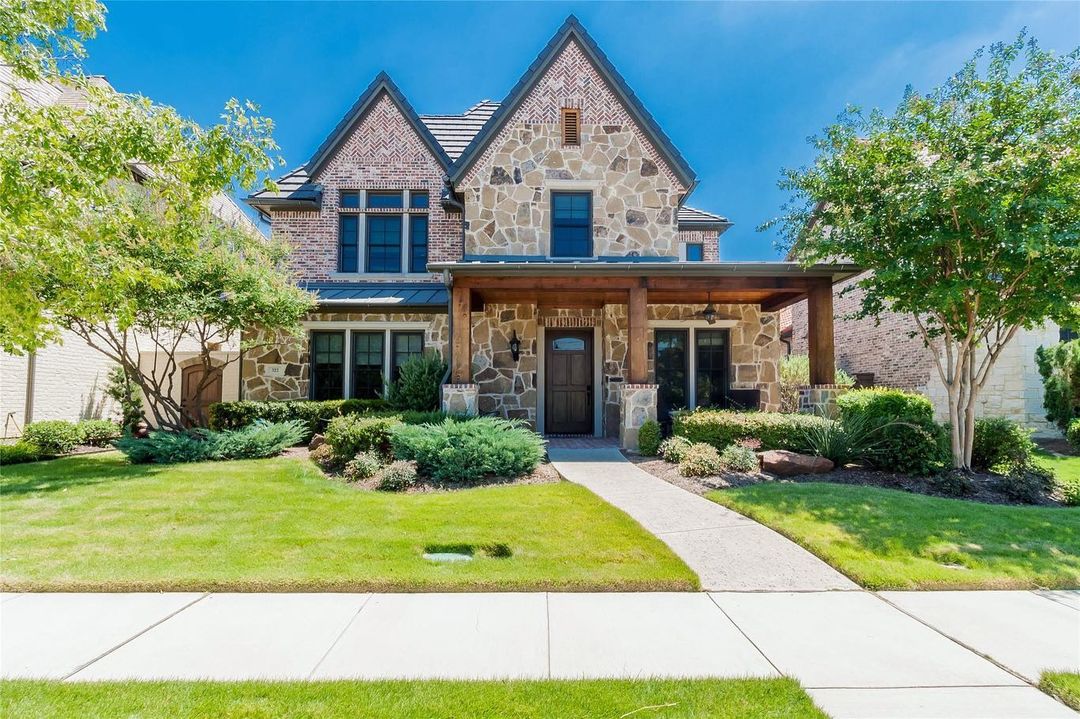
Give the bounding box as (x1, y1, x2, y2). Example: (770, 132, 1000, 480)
(459, 39, 686, 258)
(471, 304, 538, 423)
(242, 312, 448, 401)
(619, 384, 658, 450)
(268, 92, 461, 282)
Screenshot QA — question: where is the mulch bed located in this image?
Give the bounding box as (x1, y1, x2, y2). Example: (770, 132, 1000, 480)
(626, 452, 1068, 507)
(1036, 437, 1078, 456)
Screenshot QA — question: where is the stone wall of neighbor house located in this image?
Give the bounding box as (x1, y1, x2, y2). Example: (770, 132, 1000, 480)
(471, 304, 539, 423)
(459, 39, 687, 258)
(788, 273, 1059, 432)
(676, 229, 721, 261)
(269, 92, 461, 282)
(241, 312, 448, 401)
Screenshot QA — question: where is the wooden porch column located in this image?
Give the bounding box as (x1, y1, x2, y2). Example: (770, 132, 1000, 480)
(807, 279, 835, 385)
(451, 284, 472, 383)
(627, 285, 648, 384)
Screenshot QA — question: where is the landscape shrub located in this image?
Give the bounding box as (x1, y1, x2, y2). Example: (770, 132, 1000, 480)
(105, 366, 143, 432)
(836, 388, 949, 476)
(22, 420, 82, 455)
(1060, 475, 1080, 507)
(719, 444, 758, 472)
(390, 417, 545, 483)
(376, 460, 418, 491)
(995, 462, 1056, 504)
(309, 443, 340, 472)
(930, 470, 975, 497)
(637, 420, 662, 456)
(800, 413, 884, 466)
(77, 419, 121, 446)
(971, 417, 1035, 472)
(115, 420, 305, 464)
(342, 451, 383, 481)
(208, 398, 389, 436)
(399, 409, 467, 425)
(659, 436, 693, 463)
(673, 409, 829, 453)
(1067, 418, 1080, 451)
(0, 441, 42, 465)
(679, 443, 723, 477)
(779, 354, 856, 413)
(324, 415, 401, 461)
(1035, 340, 1080, 431)
(387, 353, 446, 411)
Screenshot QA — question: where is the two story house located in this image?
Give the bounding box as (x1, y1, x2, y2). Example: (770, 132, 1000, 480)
(245, 16, 856, 447)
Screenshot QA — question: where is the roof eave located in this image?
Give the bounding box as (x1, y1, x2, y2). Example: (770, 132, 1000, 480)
(429, 260, 863, 283)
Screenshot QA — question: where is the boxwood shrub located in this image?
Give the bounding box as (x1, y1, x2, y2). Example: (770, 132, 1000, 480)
(324, 415, 401, 461)
(207, 398, 389, 436)
(22, 420, 82, 455)
(390, 417, 545, 483)
(836, 388, 949, 476)
(971, 417, 1035, 472)
(672, 409, 829, 453)
(77, 419, 121, 446)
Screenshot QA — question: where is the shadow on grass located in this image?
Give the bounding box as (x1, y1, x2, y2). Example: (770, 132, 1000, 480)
(0, 453, 160, 496)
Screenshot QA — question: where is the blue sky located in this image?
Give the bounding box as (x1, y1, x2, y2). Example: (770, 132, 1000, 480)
(84, 1, 1078, 260)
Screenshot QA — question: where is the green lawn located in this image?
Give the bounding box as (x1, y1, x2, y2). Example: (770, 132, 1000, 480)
(1041, 672, 1080, 711)
(708, 482, 1080, 590)
(1038, 451, 1080, 504)
(0, 679, 825, 719)
(0, 452, 696, 592)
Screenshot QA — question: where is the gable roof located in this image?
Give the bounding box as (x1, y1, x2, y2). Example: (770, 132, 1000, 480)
(447, 15, 697, 190)
(305, 71, 453, 178)
(677, 206, 732, 232)
(420, 101, 500, 161)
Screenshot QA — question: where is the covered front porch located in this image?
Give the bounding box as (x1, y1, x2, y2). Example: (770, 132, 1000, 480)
(432, 261, 859, 449)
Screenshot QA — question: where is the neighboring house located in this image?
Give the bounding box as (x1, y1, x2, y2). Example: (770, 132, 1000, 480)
(781, 274, 1067, 434)
(0, 67, 256, 435)
(245, 16, 856, 447)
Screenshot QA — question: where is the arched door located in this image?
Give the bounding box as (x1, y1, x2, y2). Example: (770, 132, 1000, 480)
(181, 364, 222, 427)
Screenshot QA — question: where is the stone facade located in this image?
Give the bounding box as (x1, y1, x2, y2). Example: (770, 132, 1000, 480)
(619, 384, 658, 450)
(471, 304, 538, 422)
(460, 39, 686, 258)
(441, 383, 478, 416)
(798, 385, 850, 419)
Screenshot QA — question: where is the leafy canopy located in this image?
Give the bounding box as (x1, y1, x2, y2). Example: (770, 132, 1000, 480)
(0, 0, 105, 82)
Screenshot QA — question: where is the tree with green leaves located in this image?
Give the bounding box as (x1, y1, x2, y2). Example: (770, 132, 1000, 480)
(768, 34, 1080, 470)
(1, 0, 314, 429)
(0, 0, 105, 83)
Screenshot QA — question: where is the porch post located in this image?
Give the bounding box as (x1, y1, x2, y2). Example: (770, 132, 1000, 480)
(807, 279, 835, 386)
(451, 283, 472, 383)
(627, 285, 648, 383)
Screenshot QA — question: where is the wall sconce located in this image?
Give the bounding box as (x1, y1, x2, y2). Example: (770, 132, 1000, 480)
(509, 330, 522, 361)
(702, 304, 717, 325)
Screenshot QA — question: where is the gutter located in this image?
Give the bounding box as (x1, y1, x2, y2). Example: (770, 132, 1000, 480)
(438, 177, 467, 386)
(427, 261, 863, 283)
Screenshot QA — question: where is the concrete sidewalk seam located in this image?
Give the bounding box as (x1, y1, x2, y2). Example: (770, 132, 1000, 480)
(307, 593, 373, 679)
(705, 592, 784, 678)
(1031, 590, 1080, 613)
(655, 524, 759, 536)
(544, 592, 552, 679)
(62, 592, 208, 681)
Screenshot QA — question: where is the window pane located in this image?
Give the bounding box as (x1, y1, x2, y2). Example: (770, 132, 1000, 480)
(552, 337, 585, 351)
(410, 215, 428, 273)
(410, 192, 428, 209)
(655, 329, 688, 427)
(339, 215, 359, 272)
(311, 331, 344, 401)
(686, 243, 704, 261)
(340, 191, 360, 209)
(551, 192, 592, 257)
(367, 216, 402, 273)
(351, 331, 384, 399)
(367, 192, 403, 209)
(695, 329, 729, 408)
(391, 332, 424, 381)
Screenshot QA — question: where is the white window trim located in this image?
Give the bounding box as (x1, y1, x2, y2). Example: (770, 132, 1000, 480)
(649, 320, 737, 410)
(303, 321, 428, 399)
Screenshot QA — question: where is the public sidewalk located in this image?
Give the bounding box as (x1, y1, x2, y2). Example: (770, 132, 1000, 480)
(2, 590, 1077, 718)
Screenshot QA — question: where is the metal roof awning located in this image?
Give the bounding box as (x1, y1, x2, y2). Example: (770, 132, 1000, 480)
(302, 282, 449, 310)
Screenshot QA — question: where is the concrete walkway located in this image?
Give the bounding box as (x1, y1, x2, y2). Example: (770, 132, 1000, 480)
(2, 590, 1077, 718)
(548, 446, 858, 591)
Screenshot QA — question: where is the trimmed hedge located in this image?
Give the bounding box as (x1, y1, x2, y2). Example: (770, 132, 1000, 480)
(207, 399, 389, 436)
(22, 420, 82, 455)
(77, 419, 121, 446)
(324, 415, 400, 461)
(836, 387, 934, 424)
(0, 441, 42, 465)
(672, 409, 830, 453)
(837, 388, 949, 476)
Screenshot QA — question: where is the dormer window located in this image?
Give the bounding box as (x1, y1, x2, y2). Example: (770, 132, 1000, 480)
(561, 107, 580, 146)
(336, 190, 429, 274)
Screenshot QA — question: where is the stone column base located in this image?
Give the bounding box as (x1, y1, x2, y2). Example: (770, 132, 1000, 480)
(619, 383, 658, 451)
(798, 384, 850, 419)
(441, 383, 479, 416)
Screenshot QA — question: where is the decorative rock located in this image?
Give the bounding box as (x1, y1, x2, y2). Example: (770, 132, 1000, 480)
(759, 450, 834, 476)
(133, 421, 150, 439)
(308, 434, 325, 451)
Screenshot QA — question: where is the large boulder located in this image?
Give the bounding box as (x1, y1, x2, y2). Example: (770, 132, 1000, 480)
(308, 433, 326, 451)
(759, 450, 834, 476)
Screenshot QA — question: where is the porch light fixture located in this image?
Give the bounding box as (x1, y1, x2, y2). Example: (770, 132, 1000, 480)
(509, 330, 522, 361)
(702, 304, 717, 325)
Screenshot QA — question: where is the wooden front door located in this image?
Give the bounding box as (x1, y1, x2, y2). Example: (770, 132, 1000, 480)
(545, 330, 593, 435)
(181, 364, 222, 427)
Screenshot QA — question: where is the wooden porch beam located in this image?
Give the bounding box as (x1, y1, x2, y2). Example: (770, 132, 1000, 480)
(451, 284, 472, 384)
(807, 280, 835, 385)
(627, 286, 648, 384)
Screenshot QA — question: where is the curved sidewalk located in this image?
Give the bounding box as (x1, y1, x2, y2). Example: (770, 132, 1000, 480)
(548, 446, 857, 591)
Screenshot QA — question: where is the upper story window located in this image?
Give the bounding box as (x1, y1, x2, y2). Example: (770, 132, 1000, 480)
(551, 191, 591, 258)
(336, 190, 429, 274)
(685, 243, 704, 262)
(561, 107, 581, 146)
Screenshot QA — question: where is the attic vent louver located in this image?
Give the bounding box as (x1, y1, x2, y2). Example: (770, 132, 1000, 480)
(561, 107, 580, 146)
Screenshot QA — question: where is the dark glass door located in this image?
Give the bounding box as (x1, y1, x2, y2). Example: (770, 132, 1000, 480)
(351, 331, 384, 399)
(695, 329, 730, 408)
(654, 329, 688, 430)
(310, 331, 344, 400)
(545, 331, 592, 434)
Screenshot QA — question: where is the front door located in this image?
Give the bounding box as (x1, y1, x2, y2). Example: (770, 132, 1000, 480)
(545, 330, 592, 435)
(181, 364, 223, 427)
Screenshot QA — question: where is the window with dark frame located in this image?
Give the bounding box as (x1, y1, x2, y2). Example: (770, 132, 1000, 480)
(410, 192, 428, 209)
(655, 329, 689, 430)
(410, 215, 428, 274)
(340, 191, 360, 209)
(338, 215, 359, 273)
(561, 107, 580, 146)
(310, 331, 345, 401)
(685, 243, 704, 261)
(366, 215, 402, 273)
(551, 192, 592, 257)
(391, 331, 424, 381)
(695, 329, 730, 409)
(366, 191, 403, 209)
(350, 331, 384, 399)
